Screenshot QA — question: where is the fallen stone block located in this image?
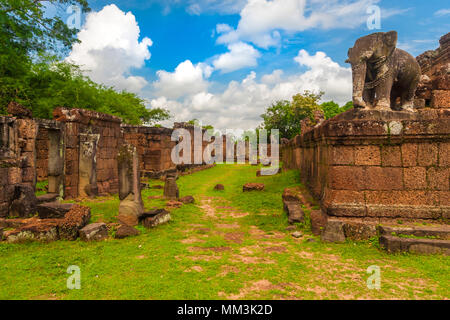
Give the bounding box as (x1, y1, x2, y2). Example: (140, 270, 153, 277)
(142, 209, 171, 228)
(310, 210, 328, 236)
(282, 187, 302, 202)
(36, 193, 59, 204)
(114, 224, 140, 239)
(3, 204, 90, 243)
(79, 223, 108, 241)
(57, 205, 91, 240)
(36, 202, 74, 219)
(180, 196, 195, 204)
(6, 221, 59, 243)
(321, 219, 345, 243)
(214, 184, 224, 191)
(9, 184, 37, 218)
(283, 201, 305, 224)
(243, 183, 264, 192)
(292, 231, 303, 238)
(380, 235, 450, 255)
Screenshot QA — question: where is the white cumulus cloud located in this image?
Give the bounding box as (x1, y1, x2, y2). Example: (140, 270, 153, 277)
(212, 42, 261, 73)
(151, 49, 352, 131)
(153, 60, 214, 99)
(67, 4, 152, 93)
(216, 0, 384, 48)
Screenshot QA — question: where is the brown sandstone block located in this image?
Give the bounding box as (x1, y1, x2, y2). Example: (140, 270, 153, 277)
(355, 146, 381, 166)
(329, 166, 365, 190)
(365, 191, 440, 206)
(401, 143, 418, 166)
(418, 143, 438, 166)
(404, 167, 427, 190)
(365, 167, 403, 191)
(427, 167, 449, 191)
(381, 145, 402, 167)
(324, 190, 365, 205)
(431, 90, 450, 108)
(329, 146, 354, 165)
(439, 143, 450, 167)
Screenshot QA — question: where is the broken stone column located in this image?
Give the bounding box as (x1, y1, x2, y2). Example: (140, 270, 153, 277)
(78, 133, 99, 198)
(163, 172, 179, 200)
(117, 144, 144, 226)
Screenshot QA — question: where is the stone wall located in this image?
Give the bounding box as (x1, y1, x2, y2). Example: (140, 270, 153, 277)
(416, 32, 450, 108)
(122, 125, 176, 177)
(35, 125, 49, 181)
(281, 109, 450, 221)
(0, 117, 38, 217)
(53, 108, 122, 199)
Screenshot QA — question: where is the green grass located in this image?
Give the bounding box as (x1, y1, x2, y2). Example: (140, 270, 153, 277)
(35, 180, 48, 197)
(0, 164, 449, 300)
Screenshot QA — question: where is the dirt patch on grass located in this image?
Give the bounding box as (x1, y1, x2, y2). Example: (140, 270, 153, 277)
(224, 232, 246, 244)
(184, 266, 204, 273)
(264, 246, 287, 253)
(216, 223, 240, 229)
(180, 238, 206, 244)
(218, 265, 240, 277)
(188, 246, 232, 253)
(223, 279, 286, 299)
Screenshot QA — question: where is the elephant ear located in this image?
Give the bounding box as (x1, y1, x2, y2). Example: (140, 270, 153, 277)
(383, 31, 398, 50)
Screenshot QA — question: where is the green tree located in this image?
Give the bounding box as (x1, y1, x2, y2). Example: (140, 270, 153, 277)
(260, 100, 299, 139)
(291, 90, 323, 122)
(320, 101, 341, 119)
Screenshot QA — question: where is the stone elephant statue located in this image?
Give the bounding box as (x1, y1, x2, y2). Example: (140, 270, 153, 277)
(346, 31, 421, 112)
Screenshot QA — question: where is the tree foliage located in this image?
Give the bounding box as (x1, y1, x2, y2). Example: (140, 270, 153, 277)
(0, 0, 170, 125)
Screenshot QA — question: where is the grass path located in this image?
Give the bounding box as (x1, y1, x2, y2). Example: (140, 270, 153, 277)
(0, 164, 448, 299)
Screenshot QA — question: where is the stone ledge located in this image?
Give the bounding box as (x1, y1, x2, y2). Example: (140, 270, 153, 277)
(380, 235, 450, 255)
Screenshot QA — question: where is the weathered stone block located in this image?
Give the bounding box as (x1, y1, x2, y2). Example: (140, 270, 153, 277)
(79, 223, 108, 241)
(401, 143, 418, 167)
(329, 166, 365, 190)
(142, 209, 171, 228)
(329, 146, 354, 165)
(403, 167, 427, 190)
(243, 183, 265, 192)
(355, 145, 381, 166)
(321, 219, 345, 243)
(36, 202, 74, 219)
(381, 145, 402, 167)
(417, 143, 438, 166)
(114, 224, 140, 239)
(427, 167, 449, 191)
(365, 167, 403, 191)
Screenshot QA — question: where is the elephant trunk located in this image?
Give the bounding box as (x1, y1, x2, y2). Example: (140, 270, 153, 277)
(351, 62, 367, 108)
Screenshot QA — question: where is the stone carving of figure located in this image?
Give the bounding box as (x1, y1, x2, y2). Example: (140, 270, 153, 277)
(346, 31, 421, 112)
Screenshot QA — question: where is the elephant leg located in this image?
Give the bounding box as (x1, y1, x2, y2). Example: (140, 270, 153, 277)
(363, 89, 375, 108)
(390, 85, 402, 111)
(374, 75, 394, 110)
(400, 74, 420, 112)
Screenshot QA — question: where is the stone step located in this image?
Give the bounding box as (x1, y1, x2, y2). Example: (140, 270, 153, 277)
(378, 225, 450, 240)
(379, 235, 450, 255)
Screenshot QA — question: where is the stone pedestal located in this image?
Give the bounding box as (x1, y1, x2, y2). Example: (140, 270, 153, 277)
(283, 108, 450, 222)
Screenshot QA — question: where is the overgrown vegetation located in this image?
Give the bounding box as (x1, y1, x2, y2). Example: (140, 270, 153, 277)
(1, 165, 448, 299)
(0, 0, 170, 125)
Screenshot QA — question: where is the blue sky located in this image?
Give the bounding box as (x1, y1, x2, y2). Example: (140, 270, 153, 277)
(52, 0, 450, 130)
